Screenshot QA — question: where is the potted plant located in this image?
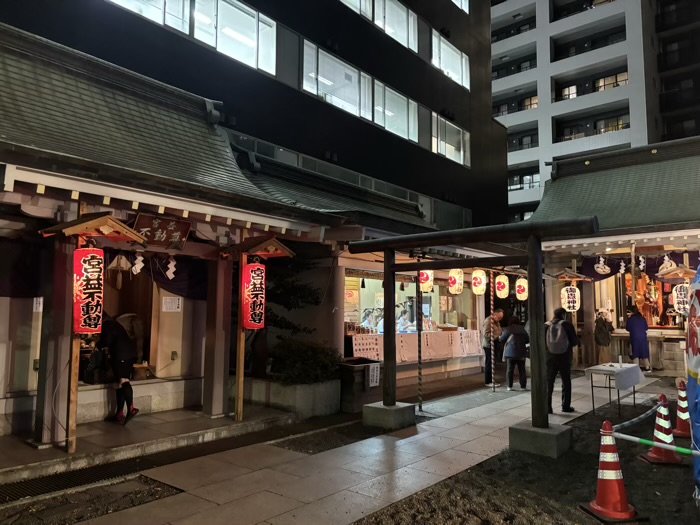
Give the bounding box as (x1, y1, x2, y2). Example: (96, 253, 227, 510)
(244, 338, 342, 419)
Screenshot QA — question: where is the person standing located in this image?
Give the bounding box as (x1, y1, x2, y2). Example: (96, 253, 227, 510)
(546, 307, 579, 414)
(482, 308, 504, 387)
(626, 307, 651, 372)
(100, 314, 139, 425)
(594, 310, 614, 364)
(500, 316, 529, 391)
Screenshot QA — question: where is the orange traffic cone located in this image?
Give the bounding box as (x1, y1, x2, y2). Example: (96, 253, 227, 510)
(585, 420, 637, 522)
(643, 394, 683, 465)
(673, 380, 691, 439)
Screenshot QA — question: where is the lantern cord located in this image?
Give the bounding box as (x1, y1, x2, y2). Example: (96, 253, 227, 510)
(490, 271, 496, 393)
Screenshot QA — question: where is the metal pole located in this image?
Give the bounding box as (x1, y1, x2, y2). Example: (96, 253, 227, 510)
(528, 235, 549, 429)
(235, 253, 247, 421)
(383, 249, 397, 406)
(416, 272, 423, 412)
(490, 271, 496, 392)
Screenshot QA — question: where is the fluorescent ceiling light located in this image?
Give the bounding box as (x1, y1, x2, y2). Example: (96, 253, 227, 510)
(374, 106, 394, 116)
(318, 76, 334, 86)
(222, 27, 256, 47)
(385, 25, 395, 34)
(194, 11, 212, 25)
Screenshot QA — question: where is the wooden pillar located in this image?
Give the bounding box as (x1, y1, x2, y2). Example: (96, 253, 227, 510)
(234, 253, 248, 421)
(383, 249, 396, 406)
(33, 238, 73, 446)
(203, 259, 233, 417)
(528, 235, 548, 429)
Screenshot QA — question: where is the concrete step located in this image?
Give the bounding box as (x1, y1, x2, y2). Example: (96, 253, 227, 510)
(0, 409, 295, 485)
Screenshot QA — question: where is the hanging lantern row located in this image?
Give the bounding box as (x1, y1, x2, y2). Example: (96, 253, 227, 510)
(561, 283, 581, 312)
(495, 274, 509, 299)
(516, 277, 528, 301)
(419, 270, 434, 293)
(471, 269, 486, 295)
(448, 269, 463, 295)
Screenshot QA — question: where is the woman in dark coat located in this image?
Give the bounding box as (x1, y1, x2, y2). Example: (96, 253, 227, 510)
(626, 307, 650, 372)
(500, 316, 529, 391)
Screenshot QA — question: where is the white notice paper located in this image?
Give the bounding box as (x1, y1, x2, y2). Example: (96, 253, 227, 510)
(162, 296, 182, 313)
(33, 297, 43, 313)
(369, 363, 380, 387)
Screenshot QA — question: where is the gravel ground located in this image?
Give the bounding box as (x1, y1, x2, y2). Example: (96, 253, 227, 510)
(355, 401, 698, 525)
(0, 477, 179, 525)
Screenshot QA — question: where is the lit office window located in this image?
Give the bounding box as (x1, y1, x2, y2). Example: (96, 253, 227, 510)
(374, 80, 386, 127)
(258, 14, 276, 74)
(303, 43, 418, 143)
(303, 41, 319, 94)
(360, 73, 372, 120)
(432, 30, 470, 90)
(194, 0, 217, 46)
(218, 0, 257, 68)
(318, 50, 361, 116)
(373, 0, 418, 52)
(385, 87, 408, 138)
(165, 0, 189, 32)
(340, 0, 372, 19)
(215, 1, 276, 74)
(110, 0, 163, 23)
(432, 113, 470, 167)
(451, 0, 469, 14)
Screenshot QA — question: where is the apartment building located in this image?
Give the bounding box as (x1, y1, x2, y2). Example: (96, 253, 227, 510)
(491, 0, 660, 222)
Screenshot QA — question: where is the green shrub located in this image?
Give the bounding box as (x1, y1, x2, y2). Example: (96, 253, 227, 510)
(270, 339, 341, 385)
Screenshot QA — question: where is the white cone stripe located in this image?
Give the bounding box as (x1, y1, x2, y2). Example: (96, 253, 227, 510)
(601, 436, 616, 445)
(679, 400, 689, 408)
(659, 407, 670, 416)
(598, 470, 623, 480)
(657, 418, 672, 429)
(599, 452, 620, 462)
(654, 430, 674, 443)
(679, 412, 691, 421)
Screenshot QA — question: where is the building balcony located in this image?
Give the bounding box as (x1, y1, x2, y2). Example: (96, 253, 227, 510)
(549, 41, 627, 79)
(492, 66, 539, 96)
(492, 21, 536, 44)
(507, 143, 539, 166)
(659, 46, 700, 73)
(551, 0, 619, 23)
(556, 122, 629, 142)
(553, 31, 626, 62)
(492, 29, 537, 58)
(551, 125, 630, 157)
(660, 88, 700, 114)
(508, 183, 545, 206)
(553, 77, 627, 102)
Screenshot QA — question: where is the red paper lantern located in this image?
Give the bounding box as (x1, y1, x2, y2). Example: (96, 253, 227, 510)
(73, 248, 105, 334)
(242, 263, 266, 330)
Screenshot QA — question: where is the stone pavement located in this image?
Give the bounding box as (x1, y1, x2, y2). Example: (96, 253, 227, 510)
(75, 374, 659, 525)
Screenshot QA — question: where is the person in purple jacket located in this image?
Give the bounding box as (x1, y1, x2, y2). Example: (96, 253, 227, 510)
(626, 307, 651, 372)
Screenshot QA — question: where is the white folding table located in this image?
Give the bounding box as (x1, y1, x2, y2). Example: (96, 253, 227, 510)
(584, 363, 646, 415)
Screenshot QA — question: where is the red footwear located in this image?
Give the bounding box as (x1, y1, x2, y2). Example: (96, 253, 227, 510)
(104, 412, 124, 423)
(122, 408, 139, 426)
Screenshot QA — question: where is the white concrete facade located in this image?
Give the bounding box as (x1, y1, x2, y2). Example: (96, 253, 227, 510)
(491, 0, 661, 211)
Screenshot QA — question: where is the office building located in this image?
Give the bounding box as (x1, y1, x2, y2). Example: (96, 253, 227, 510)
(0, 0, 507, 227)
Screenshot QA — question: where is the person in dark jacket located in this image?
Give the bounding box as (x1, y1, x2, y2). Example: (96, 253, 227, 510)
(545, 307, 579, 414)
(98, 314, 139, 425)
(626, 307, 651, 372)
(500, 316, 529, 391)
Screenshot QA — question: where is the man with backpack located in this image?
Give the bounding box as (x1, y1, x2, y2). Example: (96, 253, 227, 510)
(546, 307, 579, 414)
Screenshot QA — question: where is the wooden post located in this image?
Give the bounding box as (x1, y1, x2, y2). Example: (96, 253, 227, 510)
(383, 249, 396, 406)
(235, 253, 248, 421)
(66, 335, 80, 453)
(203, 259, 233, 417)
(415, 273, 423, 411)
(528, 235, 548, 429)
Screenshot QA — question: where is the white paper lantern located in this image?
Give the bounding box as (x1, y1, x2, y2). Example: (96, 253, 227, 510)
(419, 270, 434, 293)
(471, 270, 486, 295)
(516, 277, 528, 301)
(673, 283, 690, 316)
(448, 269, 464, 295)
(561, 285, 581, 312)
(495, 274, 509, 299)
